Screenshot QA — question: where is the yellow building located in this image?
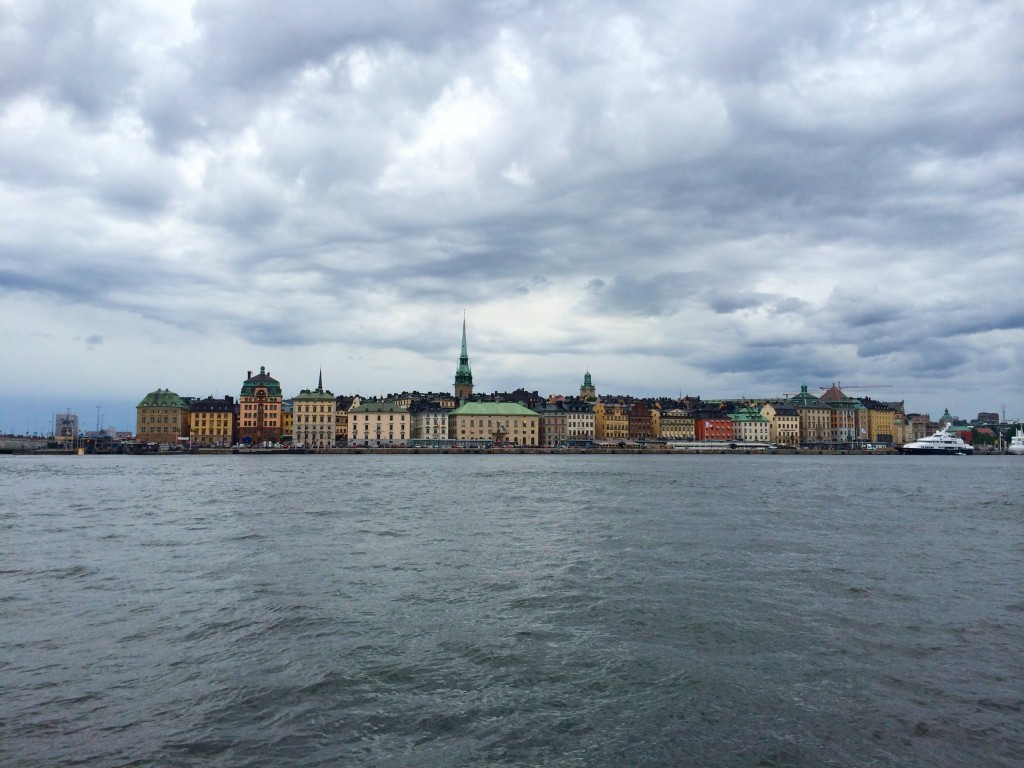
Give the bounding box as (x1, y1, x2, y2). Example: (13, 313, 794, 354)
(136, 389, 190, 445)
(189, 395, 235, 447)
(594, 399, 629, 441)
(449, 401, 539, 445)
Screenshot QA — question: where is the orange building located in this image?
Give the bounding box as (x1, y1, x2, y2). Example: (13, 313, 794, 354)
(238, 367, 283, 444)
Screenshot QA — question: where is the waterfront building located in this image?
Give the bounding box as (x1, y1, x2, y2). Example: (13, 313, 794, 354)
(238, 367, 283, 445)
(449, 401, 539, 446)
(281, 399, 293, 438)
(136, 389, 190, 444)
(54, 412, 78, 446)
(860, 398, 904, 445)
(349, 401, 410, 447)
(563, 397, 595, 442)
(454, 316, 474, 401)
(628, 401, 654, 441)
(580, 371, 597, 401)
(594, 399, 629, 441)
(334, 395, 361, 444)
(760, 402, 800, 446)
(692, 412, 733, 442)
(292, 372, 336, 449)
(658, 408, 694, 440)
(410, 402, 451, 441)
(787, 384, 831, 445)
(535, 401, 567, 447)
(820, 383, 868, 445)
(730, 405, 771, 443)
(189, 395, 235, 446)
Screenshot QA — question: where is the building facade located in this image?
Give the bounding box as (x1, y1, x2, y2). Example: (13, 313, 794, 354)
(349, 401, 410, 447)
(730, 405, 771, 443)
(136, 389, 190, 444)
(449, 401, 539, 446)
(238, 367, 283, 445)
(189, 395, 235, 446)
(292, 373, 336, 449)
(787, 385, 831, 445)
(760, 403, 800, 446)
(594, 399, 629, 441)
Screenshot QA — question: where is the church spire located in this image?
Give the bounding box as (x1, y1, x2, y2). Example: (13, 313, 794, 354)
(454, 312, 473, 400)
(317, 369, 323, 393)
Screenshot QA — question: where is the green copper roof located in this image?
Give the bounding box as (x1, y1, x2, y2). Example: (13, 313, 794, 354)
(241, 366, 282, 397)
(454, 316, 473, 386)
(137, 388, 186, 408)
(787, 383, 826, 409)
(450, 401, 538, 416)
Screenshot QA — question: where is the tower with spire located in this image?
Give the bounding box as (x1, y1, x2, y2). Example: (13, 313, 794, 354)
(454, 314, 474, 401)
(580, 370, 596, 401)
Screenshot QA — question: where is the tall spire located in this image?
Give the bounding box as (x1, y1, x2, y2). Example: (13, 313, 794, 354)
(317, 369, 323, 393)
(454, 312, 473, 400)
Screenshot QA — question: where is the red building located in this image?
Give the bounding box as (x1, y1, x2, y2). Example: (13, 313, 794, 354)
(693, 413, 733, 441)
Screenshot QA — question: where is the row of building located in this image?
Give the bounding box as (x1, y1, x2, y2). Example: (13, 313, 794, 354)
(131, 320, 974, 450)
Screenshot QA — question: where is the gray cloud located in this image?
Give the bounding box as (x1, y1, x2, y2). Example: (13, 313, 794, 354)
(1, 0, 1022, 427)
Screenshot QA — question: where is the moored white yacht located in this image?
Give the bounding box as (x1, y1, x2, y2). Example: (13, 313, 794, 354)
(1007, 428, 1024, 456)
(900, 425, 974, 455)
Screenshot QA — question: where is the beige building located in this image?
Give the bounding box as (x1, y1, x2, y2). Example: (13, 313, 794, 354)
(787, 385, 831, 445)
(411, 403, 451, 441)
(136, 389, 190, 444)
(449, 401, 539, 445)
(658, 408, 695, 440)
(292, 374, 336, 449)
(760, 403, 800, 446)
(349, 401, 410, 447)
(730, 406, 771, 443)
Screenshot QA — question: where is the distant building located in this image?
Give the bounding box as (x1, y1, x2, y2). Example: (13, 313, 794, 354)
(334, 395, 361, 444)
(238, 367, 283, 444)
(189, 395, 235, 446)
(692, 412, 733, 442)
(787, 384, 831, 445)
(658, 408, 694, 440)
(292, 372, 335, 449)
(136, 389, 190, 444)
(628, 401, 653, 441)
(54, 412, 78, 445)
(730, 405, 771, 443)
(349, 401, 410, 447)
(449, 401, 539, 446)
(410, 401, 451, 441)
(594, 399, 629, 441)
(760, 403, 799, 446)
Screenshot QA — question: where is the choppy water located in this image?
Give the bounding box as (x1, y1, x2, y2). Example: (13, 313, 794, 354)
(2, 454, 1022, 767)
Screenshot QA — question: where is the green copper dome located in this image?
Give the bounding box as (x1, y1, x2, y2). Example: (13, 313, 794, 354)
(137, 388, 186, 408)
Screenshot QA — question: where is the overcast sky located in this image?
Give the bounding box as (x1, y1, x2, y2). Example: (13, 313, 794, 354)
(2, 0, 1022, 434)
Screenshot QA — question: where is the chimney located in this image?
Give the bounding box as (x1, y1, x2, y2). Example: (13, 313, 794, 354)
(247, 370, 252, 379)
